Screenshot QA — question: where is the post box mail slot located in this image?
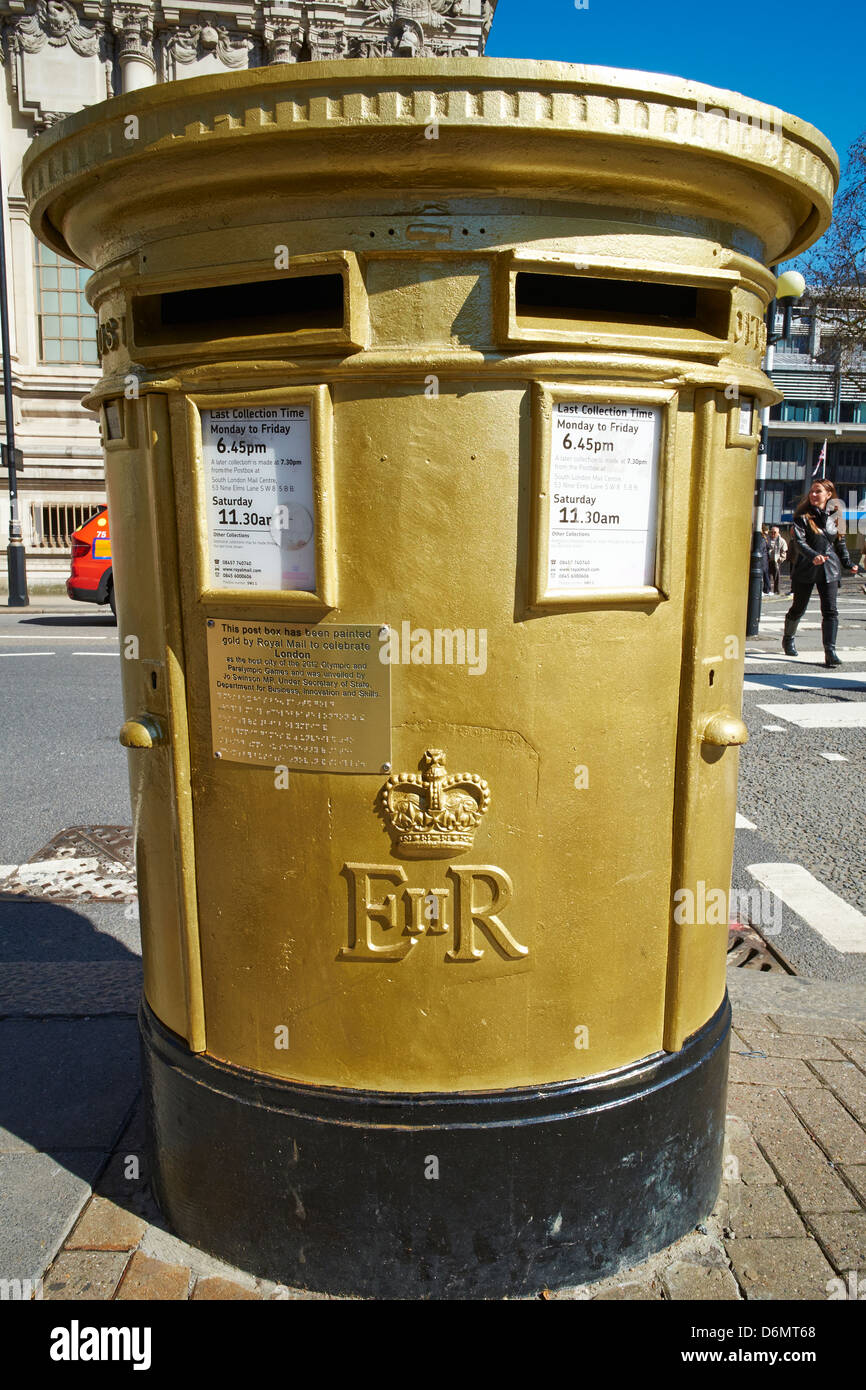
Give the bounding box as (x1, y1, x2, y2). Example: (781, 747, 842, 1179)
(514, 270, 730, 338)
(133, 272, 346, 347)
(125, 251, 369, 362)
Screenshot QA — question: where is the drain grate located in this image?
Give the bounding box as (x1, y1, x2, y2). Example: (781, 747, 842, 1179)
(26, 824, 134, 869)
(727, 922, 793, 973)
(0, 825, 136, 902)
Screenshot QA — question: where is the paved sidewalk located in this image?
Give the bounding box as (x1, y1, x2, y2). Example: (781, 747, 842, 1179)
(2, 596, 97, 613)
(8, 971, 859, 1302)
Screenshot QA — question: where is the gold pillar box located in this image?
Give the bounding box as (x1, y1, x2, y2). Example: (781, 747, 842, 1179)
(25, 59, 836, 1298)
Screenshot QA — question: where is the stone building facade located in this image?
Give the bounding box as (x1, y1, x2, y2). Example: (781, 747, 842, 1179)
(1, 0, 494, 590)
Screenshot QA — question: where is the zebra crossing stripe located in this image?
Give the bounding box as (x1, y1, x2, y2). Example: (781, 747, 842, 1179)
(745, 672, 866, 692)
(756, 702, 866, 728)
(747, 863, 866, 954)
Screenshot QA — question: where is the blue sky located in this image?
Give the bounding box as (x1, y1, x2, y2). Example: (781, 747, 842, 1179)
(486, 0, 864, 175)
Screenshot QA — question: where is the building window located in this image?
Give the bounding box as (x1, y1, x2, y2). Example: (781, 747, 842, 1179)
(827, 446, 866, 476)
(767, 457, 806, 482)
(765, 487, 785, 523)
(34, 240, 98, 365)
(779, 401, 831, 423)
(768, 437, 807, 465)
(776, 333, 811, 354)
(28, 500, 104, 549)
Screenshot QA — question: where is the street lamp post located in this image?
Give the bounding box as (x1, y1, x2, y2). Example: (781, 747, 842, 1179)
(746, 269, 806, 638)
(0, 146, 28, 607)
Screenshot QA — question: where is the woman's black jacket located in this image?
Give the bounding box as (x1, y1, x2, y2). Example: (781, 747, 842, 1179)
(789, 505, 854, 586)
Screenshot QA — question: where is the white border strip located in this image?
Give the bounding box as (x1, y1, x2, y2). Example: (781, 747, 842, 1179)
(747, 863, 866, 954)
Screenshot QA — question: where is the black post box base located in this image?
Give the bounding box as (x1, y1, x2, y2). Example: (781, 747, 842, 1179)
(140, 996, 730, 1299)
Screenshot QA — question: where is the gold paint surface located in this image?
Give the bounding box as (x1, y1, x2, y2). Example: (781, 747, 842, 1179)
(25, 61, 835, 1090)
(206, 619, 390, 773)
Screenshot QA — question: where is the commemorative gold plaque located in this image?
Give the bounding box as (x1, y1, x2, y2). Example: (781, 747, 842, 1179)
(206, 619, 391, 772)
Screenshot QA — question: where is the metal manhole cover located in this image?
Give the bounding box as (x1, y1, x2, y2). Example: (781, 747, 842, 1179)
(727, 922, 793, 974)
(26, 825, 134, 869)
(0, 825, 136, 902)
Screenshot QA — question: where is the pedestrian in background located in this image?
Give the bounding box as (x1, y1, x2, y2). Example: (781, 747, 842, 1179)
(760, 526, 771, 594)
(784, 524, 798, 595)
(767, 525, 787, 595)
(782, 480, 859, 667)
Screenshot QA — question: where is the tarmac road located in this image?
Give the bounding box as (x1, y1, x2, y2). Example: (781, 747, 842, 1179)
(733, 576, 866, 983)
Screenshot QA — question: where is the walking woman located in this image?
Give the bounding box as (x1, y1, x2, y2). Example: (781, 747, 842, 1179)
(783, 479, 859, 667)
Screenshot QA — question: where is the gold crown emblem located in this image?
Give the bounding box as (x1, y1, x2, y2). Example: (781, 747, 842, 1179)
(382, 748, 490, 859)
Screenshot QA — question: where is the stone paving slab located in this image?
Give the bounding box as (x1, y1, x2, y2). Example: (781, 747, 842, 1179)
(44, 1250, 131, 1300)
(738, 1029, 847, 1061)
(660, 1263, 741, 1300)
(806, 1211, 866, 1270)
(785, 1089, 866, 1164)
(840, 1165, 866, 1205)
(0, 1019, 139, 1153)
(771, 1015, 866, 1041)
(719, 1185, 808, 1238)
(728, 1084, 861, 1213)
(722, 1114, 777, 1185)
(0, 899, 141, 964)
(66, 1194, 146, 1252)
(115, 1252, 191, 1301)
(838, 1041, 866, 1069)
(728, 1053, 821, 1087)
(727, 1238, 838, 1301)
(191, 1276, 261, 1301)
(0, 1150, 104, 1287)
(810, 1060, 866, 1123)
(0, 962, 142, 1016)
(726, 971, 866, 1023)
(728, 1009, 775, 1032)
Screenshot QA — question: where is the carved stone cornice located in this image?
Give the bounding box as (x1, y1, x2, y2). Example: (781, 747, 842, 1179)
(4, 0, 110, 127)
(161, 18, 255, 71)
(5, 0, 101, 60)
(111, 3, 154, 61)
(348, 0, 463, 57)
(263, 16, 303, 64)
(307, 19, 344, 60)
(0, 0, 495, 75)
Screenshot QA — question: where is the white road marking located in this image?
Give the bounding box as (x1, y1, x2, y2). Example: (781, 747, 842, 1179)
(819, 752, 848, 762)
(0, 651, 53, 657)
(735, 813, 757, 829)
(16, 856, 101, 881)
(745, 649, 866, 663)
(761, 724, 788, 731)
(757, 702, 866, 728)
(0, 635, 113, 640)
(759, 621, 820, 630)
(747, 863, 866, 954)
(4, 857, 135, 899)
(744, 672, 866, 692)
(759, 613, 866, 626)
